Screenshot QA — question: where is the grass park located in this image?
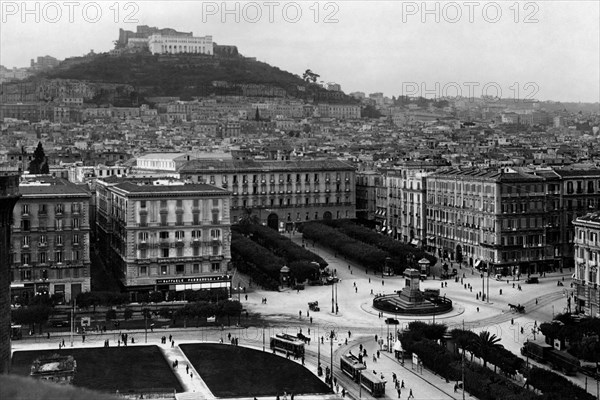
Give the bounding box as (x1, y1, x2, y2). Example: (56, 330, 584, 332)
(11, 346, 182, 394)
(180, 343, 331, 397)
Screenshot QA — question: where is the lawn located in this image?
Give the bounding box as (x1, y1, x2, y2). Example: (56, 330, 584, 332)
(11, 346, 182, 393)
(180, 343, 331, 397)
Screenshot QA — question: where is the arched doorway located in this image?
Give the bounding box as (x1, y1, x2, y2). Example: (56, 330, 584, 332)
(323, 211, 332, 221)
(267, 213, 279, 230)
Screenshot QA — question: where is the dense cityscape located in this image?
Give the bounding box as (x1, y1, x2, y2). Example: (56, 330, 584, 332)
(1, 8, 600, 400)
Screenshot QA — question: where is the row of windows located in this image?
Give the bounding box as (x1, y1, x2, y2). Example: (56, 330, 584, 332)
(200, 172, 351, 185)
(15, 267, 82, 281)
(20, 219, 81, 231)
(19, 250, 81, 265)
(139, 262, 221, 276)
(21, 234, 81, 246)
(142, 229, 222, 241)
(139, 245, 221, 259)
(21, 203, 82, 215)
(140, 199, 221, 209)
(234, 196, 351, 208)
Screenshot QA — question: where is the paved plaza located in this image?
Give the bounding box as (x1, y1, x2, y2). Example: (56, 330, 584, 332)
(11, 232, 582, 399)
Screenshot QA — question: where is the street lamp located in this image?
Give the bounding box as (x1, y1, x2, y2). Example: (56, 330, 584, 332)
(331, 279, 335, 313)
(329, 330, 335, 388)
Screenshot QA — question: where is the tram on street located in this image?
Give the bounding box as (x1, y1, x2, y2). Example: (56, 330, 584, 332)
(270, 333, 305, 358)
(340, 352, 366, 382)
(359, 370, 387, 397)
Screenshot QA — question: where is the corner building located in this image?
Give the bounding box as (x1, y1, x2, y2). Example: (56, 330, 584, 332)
(10, 178, 91, 304)
(573, 213, 600, 316)
(96, 180, 231, 301)
(179, 160, 356, 231)
(427, 167, 551, 275)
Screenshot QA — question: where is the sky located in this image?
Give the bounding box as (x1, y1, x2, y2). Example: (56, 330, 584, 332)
(1, 0, 599, 103)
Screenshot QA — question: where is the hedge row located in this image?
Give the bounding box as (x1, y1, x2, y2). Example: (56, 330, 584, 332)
(231, 232, 283, 290)
(301, 222, 390, 272)
(529, 367, 594, 400)
(234, 224, 327, 267)
(323, 219, 437, 266)
(231, 232, 320, 289)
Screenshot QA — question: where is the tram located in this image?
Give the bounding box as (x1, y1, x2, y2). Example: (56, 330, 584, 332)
(359, 370, 387, 397)
(340, 352, 366, 382)
(270, 333, 305, 358)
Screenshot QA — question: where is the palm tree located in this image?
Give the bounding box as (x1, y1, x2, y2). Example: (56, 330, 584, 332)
(477, 331, 503, 368)
(238, 208, 260, 227)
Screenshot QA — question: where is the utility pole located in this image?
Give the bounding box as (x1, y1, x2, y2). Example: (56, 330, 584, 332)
(330, 330, 335, 388)
(462, 319, 465, 400)
(70, 296, 76, 347)
(331, 281, 335, 313)
(335, 282, 338, 314)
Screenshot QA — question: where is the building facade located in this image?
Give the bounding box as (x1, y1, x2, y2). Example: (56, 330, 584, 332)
(427, 167, 551, 275)
(149, 34, 213, 55)
(96, 180, 231, 300)
(0, 171, 20, 374)
(10, 178, 91, 304)
(180, 159, 356, 231)
(573, 213, 600, 317)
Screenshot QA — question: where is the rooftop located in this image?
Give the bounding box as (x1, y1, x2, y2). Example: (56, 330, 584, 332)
(111, 181, 229, 197)
(180, 159, 355, 173)
(18, 177, 90, 197)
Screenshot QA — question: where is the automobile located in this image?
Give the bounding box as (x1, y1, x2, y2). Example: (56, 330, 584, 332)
(526, 276, 540, 284)
(385, 318, 399, 325)
(49, 319, 70, 328)
(308, 301, 320, 312)
(495, 274, 505, 281)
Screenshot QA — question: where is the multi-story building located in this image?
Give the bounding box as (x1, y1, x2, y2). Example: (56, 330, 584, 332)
(356, 171, 381, 223)
(148, 34, 213, 55)
(386, 160, 448, 245)
(0, 170, 20, 374)
(573, 212, 600, 316)
(179, 160, 356, 231)
(533, 168, 600, 270)
(96, 179, 231, 301)
(427, 167, 550, 275)
(10, 177, 91, 304)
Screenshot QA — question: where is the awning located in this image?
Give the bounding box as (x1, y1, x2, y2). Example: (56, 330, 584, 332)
(393, 340, 403, 351)
(427, 236, 435, 241)
(474, 259, 481, 268)
(410, 239, 420, 246)
(387, 228, 393, 234)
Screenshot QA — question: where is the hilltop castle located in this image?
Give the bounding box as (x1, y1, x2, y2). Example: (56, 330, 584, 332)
(114, 25, 238, 57)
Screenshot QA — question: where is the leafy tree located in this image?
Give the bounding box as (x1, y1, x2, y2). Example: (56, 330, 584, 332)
(148, 291, 163, 303)
(123, 308, 133, 320)
(302, 69, 320, 83)
(29, 142, 49, 174)
(220, 300, 243, 326)
(105, 309, 117, 321)
(12, 305, 51, 334)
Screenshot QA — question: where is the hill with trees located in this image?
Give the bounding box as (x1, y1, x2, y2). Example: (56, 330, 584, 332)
(34, 52, 358, 105)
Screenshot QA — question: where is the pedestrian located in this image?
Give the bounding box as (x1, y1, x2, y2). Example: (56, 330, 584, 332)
(477, 307, 479, 312)
(190, 372, 193, 379)
(373, 354, 377, 362)
(341, 388, 345, 398)
(82, 334, 85, 343)
(369, 278, 371, 283)
(375, 334, 378, 342)
(382, 280, 385, 286)
(310, 317, 313, 324)
(169, 334, 172, 342)
(377, 350, 380, 358)
(62, 339, 65, 347)
(47, 332, 50, 339)
(299, 310, 302, 318)
(408, 388, 414, 399)
(118, 340, 121, 347)
(397, 388, 401, 398)
(348, 330, 351, 338)
(245, 294, 248, 301)
(401, 380, 405, 388)
(355, 287, 357, 293)
(186, 365, 189, 374)
(536, 298, 538, 305)
(172, 340, 175, 348)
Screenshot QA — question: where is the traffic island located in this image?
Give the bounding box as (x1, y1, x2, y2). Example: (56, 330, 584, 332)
(373, 268, 453, 316)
